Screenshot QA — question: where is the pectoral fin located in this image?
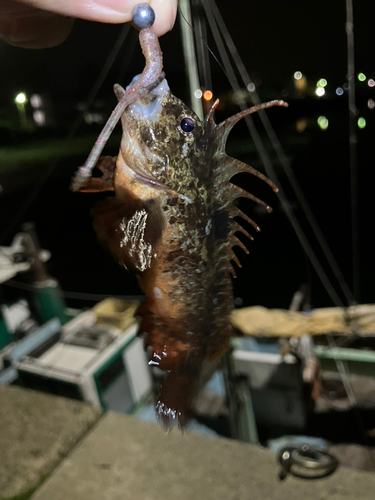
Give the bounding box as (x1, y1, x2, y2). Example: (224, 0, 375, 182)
(78, 156, 116, 193)
(91, 196, 165, 274)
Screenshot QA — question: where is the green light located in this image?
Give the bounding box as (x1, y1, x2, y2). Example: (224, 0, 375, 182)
(15, 92, 27, 104)
(358, 73, 366, 82)
(317, 115, 329, 130)
(317, 78, 327, 88)
(358, 117, 366, 128)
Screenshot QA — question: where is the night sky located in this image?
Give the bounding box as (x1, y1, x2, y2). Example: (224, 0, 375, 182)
(2, 0, 375, 101)
(1, 0, 375, 309)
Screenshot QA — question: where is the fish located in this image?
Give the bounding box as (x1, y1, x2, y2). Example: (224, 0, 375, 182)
(73, 14, 287, 428)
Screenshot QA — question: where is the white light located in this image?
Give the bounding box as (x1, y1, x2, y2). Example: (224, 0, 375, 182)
(84, 112, 104, 125)
(33, 110, 46, 125)
(368, 79, 375, 88)
(336, 87, 344, 96)
(194, 89, 203, 99)
(368, 99, 375, 109)
(247, 82, 256, 92)
(15, 92, 27, 104)
(30, 94, 42, 108)
(315, 87, 325, 97)
(294, 71, 302, 80)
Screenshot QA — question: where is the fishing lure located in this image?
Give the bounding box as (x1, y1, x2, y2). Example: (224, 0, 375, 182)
(72, 3, 287, 428)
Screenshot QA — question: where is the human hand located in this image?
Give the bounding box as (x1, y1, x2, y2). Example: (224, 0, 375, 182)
(0, 0, 177, 48)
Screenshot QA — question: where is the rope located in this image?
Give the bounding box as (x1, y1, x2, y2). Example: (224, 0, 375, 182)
(202, 0, 344, 307)
(208, 0, 355, 306)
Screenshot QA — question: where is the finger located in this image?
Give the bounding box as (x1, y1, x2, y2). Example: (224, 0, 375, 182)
(149, 0, 177, 36)
(13, 0, 177, 35)
(0, 0, 177, 49)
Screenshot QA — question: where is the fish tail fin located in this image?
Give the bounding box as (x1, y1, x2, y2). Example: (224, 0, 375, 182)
(155, 362, 200, 430)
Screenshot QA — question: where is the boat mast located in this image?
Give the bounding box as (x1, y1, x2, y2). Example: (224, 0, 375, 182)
(346, 0, 360, 303)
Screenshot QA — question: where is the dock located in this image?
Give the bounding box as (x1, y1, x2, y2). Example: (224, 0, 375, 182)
(2, 385, 375, 500)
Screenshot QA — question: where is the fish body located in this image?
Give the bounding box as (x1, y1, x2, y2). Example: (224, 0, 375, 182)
(79, 70, 284, 427)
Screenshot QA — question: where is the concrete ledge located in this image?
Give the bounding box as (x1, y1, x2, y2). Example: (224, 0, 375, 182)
(0, 385, 102, 499)
(31, 412, 375, 500)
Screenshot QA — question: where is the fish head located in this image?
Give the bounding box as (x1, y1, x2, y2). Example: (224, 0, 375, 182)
(118, 75, 207, 195)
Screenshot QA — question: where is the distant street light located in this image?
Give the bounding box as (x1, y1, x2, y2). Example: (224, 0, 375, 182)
(358, 73, 366, 82)
(15, 92, 27, 104)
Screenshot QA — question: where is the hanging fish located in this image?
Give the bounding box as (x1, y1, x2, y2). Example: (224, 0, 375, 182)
(72, 3, 287, 428)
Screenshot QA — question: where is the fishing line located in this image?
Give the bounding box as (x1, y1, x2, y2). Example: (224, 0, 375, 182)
(178, 5, 231, 83)
(190, 0, 212, 93)
(198, 0, 353, 307)
(1, 241, 143, 302)
(346, 0, 360, 302)
(0, 22, 131, 245)
(116, 28, 138, 87)
(205, 0, 373, 463)
(2, 278, 144, 302)
(69, 23, 132, 138)
(202, 0, 344, 308)
(208, 0, 354, 306)
(202, 0, 362, 437)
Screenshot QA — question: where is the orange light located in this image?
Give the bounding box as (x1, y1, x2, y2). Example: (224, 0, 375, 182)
(203, 90, 213, 101)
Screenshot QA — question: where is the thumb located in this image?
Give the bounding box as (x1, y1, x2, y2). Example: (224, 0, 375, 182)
(0, 0, 177, 48)
(16, 0, 177, 35)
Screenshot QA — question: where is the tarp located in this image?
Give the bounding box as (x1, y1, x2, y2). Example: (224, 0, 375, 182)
(231, 304, 375, 337)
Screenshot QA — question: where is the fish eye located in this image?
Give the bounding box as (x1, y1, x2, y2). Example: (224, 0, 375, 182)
(178, 116, 195, 135)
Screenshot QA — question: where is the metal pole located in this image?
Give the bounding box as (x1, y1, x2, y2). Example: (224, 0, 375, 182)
(191, 0, 212, 92)
(346, 0, 360, 303)
(178, 0, 204, 119)
(16, 102, 27, 129)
